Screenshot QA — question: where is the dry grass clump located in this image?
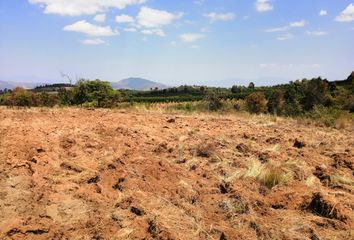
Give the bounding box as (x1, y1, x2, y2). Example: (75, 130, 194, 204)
(334, 113, 353, 130)
(330, 173, 354, 188)
(237, 159, 294, 189)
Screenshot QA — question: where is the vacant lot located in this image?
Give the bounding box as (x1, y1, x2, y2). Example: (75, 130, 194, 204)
(0, 107, 353, 239)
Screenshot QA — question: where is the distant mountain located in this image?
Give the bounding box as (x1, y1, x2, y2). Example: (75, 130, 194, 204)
(0, 80, 45, 90)
(111, 78, 168, 91)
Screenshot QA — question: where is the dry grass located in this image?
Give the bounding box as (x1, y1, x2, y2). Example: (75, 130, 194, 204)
(237, 159, 294, 189)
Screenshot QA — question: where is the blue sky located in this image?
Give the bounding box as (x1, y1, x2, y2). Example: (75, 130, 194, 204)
(0, 0, 353, 86)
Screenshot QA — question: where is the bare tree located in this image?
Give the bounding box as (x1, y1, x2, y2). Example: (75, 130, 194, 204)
(60, 72, 73, 85)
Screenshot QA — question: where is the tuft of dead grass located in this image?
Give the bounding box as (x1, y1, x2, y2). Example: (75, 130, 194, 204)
(237, 159, 294, 189)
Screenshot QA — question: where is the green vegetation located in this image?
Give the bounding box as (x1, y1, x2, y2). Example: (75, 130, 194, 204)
(1, 72, 353, 127)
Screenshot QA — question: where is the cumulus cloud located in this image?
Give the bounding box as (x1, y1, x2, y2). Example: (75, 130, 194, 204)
(306, 30, 328, 36)
(116, 14, 135, 23)
(141, 28, 165, 37)
(93, 14, 106, 23)
(28, 0, 146, 16)
(124, 27, 137, 32)
(335, 3, 354, 22)
(137, 7, 183, 28)
(319, 10, 327, 16)
(204, 12, 235, 22)
(255, 0, 273, 13)
(81, 38, 106, 45)
(180, 33, 205, 43)
(63, 20, 118, 37)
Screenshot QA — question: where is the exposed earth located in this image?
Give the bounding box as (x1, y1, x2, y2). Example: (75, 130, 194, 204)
(0, 107, 353, 240)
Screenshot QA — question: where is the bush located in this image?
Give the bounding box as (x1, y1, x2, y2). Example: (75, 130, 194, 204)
(205, 93, 223, 111)
(39, 92, 58, 107)
(267, 89, 285, 115)
(310, 105, 341, 127)
(11, 87, 34, 107)
(245, 92, 267, 114)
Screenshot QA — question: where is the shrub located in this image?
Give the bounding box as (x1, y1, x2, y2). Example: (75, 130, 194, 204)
(39, 92, 58, 107)
(267, 89, 285, 115)
(58, 88, 74, 106)
(310, 105, 341, 127)
(245, 92, 267, 114)
(11, 87, 33, 107)
(205, 93, 223, 111)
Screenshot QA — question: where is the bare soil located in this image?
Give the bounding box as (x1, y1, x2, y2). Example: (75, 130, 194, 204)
(0, 107, 353, 240)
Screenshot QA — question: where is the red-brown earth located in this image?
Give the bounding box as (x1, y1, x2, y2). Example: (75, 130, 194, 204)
(0, 107, 353, 239)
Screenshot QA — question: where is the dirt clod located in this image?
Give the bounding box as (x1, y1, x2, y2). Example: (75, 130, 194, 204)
(293, 138, 306, 149)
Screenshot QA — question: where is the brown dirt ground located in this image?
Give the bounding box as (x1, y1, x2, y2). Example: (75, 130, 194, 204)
(0, 107, 353, 240)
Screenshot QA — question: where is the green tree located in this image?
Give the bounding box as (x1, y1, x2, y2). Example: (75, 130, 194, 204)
(231, 85, 242, 94)
(284, 82, 303, 116)
(267, 89, 285, 115)
(303, 77, 329, 110)
(73, 80, 120, 107)
(248, 82, 255, 89)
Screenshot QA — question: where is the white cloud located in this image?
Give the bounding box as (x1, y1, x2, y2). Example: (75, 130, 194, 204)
(81, 38, 106, 45)
(63, 20, 118, 37)
(137, 7, 183, 28)
(141, 28, 165, 37)
(319, 10, 327, 16)
(204, 12, 235, 22)
(255, 0, 273, 13)
(93, 14, 106, 23)
(124, 27, 137, 32)
(306, 30, 328, 36)
(335, 3, 354, 22)
(180, 33, 205, 43)
(28, 0, 146, 16)
(264, 26, 289, 32)
(289, 20, 306, 27)
(277, 33, 293, 41)
(264, 20, 306, 32)
(116, 14, 135, 23)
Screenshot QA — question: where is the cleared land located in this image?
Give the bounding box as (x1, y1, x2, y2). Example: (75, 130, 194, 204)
(0, 107, 353, 240)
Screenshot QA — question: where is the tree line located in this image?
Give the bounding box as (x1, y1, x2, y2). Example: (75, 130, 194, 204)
(0, 73, 353, 124)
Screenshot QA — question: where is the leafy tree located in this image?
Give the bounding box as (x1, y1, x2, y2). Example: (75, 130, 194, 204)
(245, 92, 267, 114)
(73, 80, 120, 107)
(284, 82, 303, 116)
(231, 85, 242, 94)
(302, 77, 329, 110)
(248, 82, 255, 89)
(267, 89, 285, 115)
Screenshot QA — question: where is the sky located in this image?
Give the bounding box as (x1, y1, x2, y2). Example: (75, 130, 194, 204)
(0, 0, 354, 87)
